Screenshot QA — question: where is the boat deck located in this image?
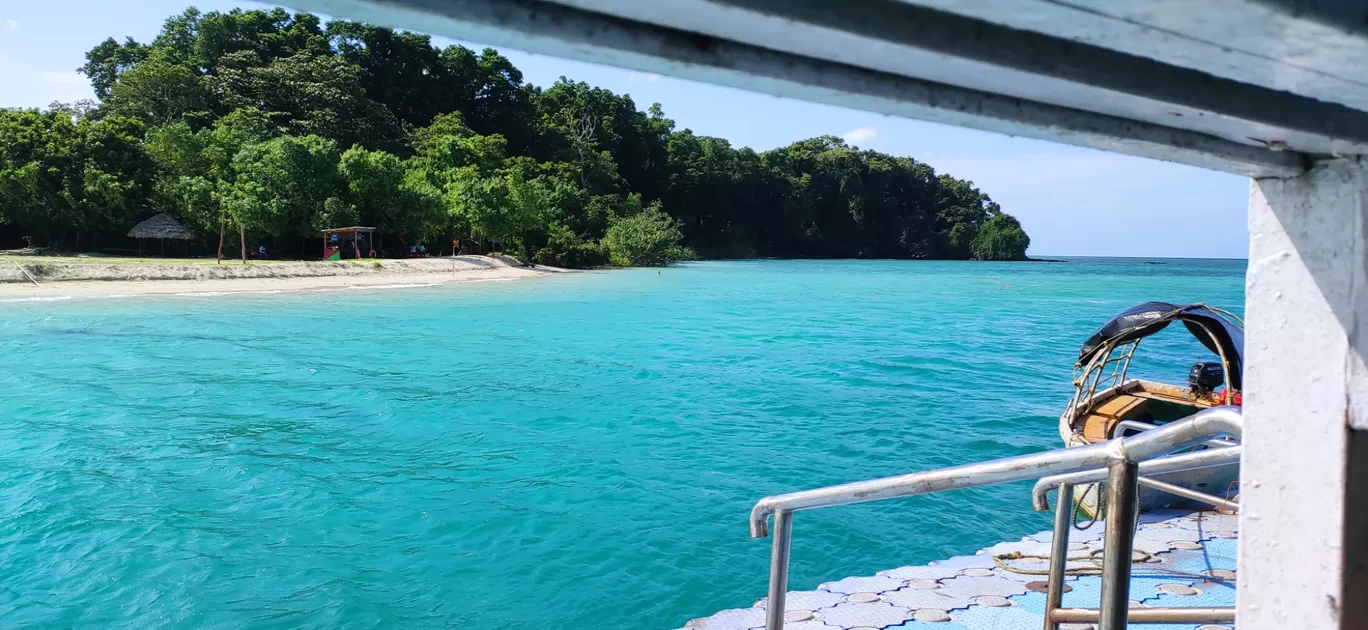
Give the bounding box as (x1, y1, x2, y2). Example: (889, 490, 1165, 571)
(677, 508, 1238, 629)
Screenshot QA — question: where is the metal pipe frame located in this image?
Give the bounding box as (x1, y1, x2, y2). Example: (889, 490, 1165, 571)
(749, 407, 1241, 630)
(1051, 606, 1236, 623)
(1112, 419, 1236, 449)
(1138, 476, 1240, 512)
(763, 510, 792, 630)
(1030, 446, 1242, 511)
(1042, 481, 1073, 630)
(1099, 458, 1140, 629)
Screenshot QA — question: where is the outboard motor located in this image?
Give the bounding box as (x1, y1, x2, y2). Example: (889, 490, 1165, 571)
(1188, 361, 1224, 394)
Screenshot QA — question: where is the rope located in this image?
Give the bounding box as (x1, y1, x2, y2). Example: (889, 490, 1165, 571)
(991, 548, 1152, 576)
(1202, 304, 1245, 326)
(1072, 483, 1101, 531)
(993, 549, 1233, 584)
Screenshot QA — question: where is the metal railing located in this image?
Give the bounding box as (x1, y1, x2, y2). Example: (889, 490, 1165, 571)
(1031, 446, 1242, 512)
(1034, 447, 1240, 629)
(1112, 418, 1237, 449)
(747, 406, 1242, 630)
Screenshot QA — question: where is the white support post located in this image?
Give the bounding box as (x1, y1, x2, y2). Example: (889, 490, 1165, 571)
(1243, 157, 1368, 629)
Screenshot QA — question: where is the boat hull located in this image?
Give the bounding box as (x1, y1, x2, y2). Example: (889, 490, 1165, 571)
(1059, 413, 1239, 518)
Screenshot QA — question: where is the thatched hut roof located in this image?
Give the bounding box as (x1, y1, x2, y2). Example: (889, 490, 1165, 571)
(127, 213, 194, 240)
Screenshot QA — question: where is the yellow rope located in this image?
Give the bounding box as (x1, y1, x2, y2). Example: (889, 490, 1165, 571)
(991, 549, 1154, 576)
(993, 549, 1231, 584)
(1201, 303, 1245, 326)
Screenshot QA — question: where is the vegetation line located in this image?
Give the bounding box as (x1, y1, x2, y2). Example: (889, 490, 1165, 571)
(0, 7, 1030, 267)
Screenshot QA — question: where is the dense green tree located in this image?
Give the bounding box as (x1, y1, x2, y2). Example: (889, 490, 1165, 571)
(604, 201, 691, 266)
(339, 146, 445, 241)
(0, 110, 151, 247)
(970, 214, 1031, 261)
(80, 37, 150, 100)
(215, 50, 402, 152)
(226, 134, 340, 237)
(103, 54, 211, 126)
(14, 6, 1032, 266)
(534, 223, 608, 268)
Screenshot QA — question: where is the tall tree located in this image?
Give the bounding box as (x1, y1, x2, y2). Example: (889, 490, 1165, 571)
(0, 110, 151, 247)
(226, 134, 340, 239)
(11, 6, 1032, 264)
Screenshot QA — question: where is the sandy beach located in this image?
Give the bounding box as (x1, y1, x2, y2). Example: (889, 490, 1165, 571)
(0, 255, 568, 301)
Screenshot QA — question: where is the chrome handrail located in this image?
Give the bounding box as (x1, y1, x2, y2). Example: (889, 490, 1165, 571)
(1138, 476, 1239, 512)
(1112, 418, 1236, 449)
(1035, 444, 1240, 628)
(747, 406, 1242, 630)
(1031, 446, 1242, 510)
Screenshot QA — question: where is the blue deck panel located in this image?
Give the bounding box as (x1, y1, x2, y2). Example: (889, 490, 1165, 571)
(679, 509, 1237, 630)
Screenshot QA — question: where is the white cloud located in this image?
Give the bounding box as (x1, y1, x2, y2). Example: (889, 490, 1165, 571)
(841, 127, 876, 145)
(629, 71, 661, 83)
(4, 20, 17, 31)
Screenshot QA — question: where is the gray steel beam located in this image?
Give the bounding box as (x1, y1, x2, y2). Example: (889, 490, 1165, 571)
(291, 0, 1306, 177)
(904, 0, 1368, 113)
(556, 0, 1368, 155)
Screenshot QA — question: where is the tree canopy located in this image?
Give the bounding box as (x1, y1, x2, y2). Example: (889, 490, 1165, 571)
(0, 7, 1030, 264)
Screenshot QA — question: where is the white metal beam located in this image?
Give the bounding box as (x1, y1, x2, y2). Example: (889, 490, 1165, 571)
(551, 0, 1368, 156)
(902, 0, 1368, 114)
(291, 0, 1307, 177)
(1244, 158, 1368, 629)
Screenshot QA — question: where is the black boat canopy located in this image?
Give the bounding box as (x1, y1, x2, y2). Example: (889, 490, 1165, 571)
(1079, 302, 1245, 390)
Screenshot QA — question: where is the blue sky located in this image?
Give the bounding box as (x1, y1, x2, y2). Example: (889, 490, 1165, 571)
(0, 1, 1252, 258)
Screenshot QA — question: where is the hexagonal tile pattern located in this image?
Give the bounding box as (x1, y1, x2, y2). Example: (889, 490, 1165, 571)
(821, 575, 907, 595)
(973, 596, 1011, 607)
(685, 607, 764, 629)
(1204, 568, 1236, 580)
(978, 540, 1056, 558)
(926, 554, 996, 571)
(878, 565, 960, 581)
(755, 590, 848, 612)
(780, 621, 838, 630)
(1027, 516, 1106, 542)
(1201, 537, 1239, 559)
(817, 602, 913, 628)
(1154, 548, 1225, 575)
(1151, 579, 1238, 608)
(680, 509, 1236, 630)
(911, 609, 951, 622)
(937, 575, 1030, 599)
(983, 567, 1047, 583)
(881, 587, 974, 611)
(948, 601, 1051, 630)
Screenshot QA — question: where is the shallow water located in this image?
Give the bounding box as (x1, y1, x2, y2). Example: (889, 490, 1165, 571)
(0, 258, 1244, 629)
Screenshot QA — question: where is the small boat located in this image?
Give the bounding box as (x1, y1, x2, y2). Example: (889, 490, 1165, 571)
(1060, 302, 1243, 516)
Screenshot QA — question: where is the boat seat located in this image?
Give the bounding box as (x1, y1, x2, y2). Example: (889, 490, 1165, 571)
(1080, 395, 1149, 440)
(1093, 394, 1149, 419)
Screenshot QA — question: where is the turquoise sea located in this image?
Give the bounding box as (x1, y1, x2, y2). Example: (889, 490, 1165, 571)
(0, 258, 1245, 629)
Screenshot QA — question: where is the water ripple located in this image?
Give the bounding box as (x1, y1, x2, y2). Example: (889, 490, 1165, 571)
(0, 258, 1244, 629)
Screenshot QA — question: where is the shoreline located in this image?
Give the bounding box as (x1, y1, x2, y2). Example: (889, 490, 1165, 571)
(0, 255, 569, 301)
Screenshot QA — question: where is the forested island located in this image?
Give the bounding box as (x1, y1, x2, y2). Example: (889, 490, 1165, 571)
(0, 7, 1031, 267)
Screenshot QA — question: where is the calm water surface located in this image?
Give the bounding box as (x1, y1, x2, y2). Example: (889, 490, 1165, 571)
(0, 258, 1245, 628)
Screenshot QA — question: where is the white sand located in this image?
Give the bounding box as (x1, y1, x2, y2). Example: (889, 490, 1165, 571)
(0, 255, 568, 301)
